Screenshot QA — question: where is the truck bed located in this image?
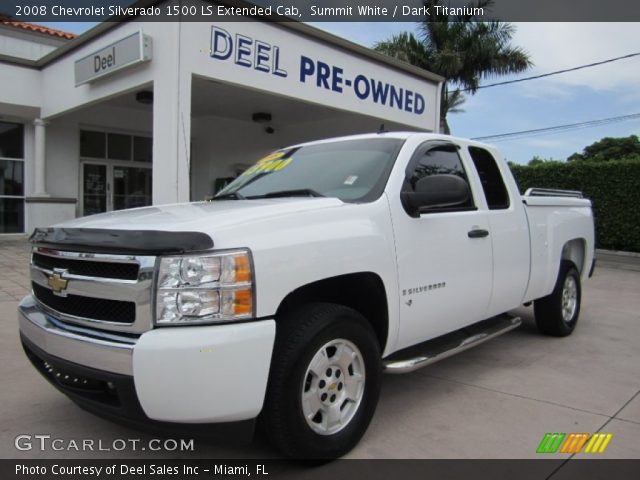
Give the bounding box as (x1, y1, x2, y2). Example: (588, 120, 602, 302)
(521, 188, 595, 302)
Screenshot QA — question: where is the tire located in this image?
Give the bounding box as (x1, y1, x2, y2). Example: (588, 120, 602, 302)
(534, 261, 582, 337)
(262, 302, 381, 459)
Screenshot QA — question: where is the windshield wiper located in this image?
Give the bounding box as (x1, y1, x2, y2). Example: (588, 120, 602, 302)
(211, 192, 246, 200)
(249, 189, 326, 199)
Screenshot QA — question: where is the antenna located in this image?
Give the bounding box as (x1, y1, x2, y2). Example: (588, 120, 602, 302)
(378, 123, 388, 134)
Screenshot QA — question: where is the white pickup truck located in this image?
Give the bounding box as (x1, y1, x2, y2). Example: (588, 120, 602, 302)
(19, 132, 595, 458)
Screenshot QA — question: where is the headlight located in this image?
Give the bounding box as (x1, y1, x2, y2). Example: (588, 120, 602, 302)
(155, 250, 254, 325)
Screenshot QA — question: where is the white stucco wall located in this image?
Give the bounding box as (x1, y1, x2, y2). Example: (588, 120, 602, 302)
(0, 25, 67, 61)
(0, 63, 41, 110)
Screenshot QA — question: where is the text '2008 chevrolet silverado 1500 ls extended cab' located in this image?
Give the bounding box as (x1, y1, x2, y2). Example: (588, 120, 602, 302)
(18, 132, 595, 458)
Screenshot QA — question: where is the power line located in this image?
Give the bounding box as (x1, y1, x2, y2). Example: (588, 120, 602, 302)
(472, 113, 640, 142)
(460, 52, 640, 92)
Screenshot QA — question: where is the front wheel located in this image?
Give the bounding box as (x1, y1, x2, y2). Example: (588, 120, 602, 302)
(534, 261, 582, 337)
(262, 303, 381, 459)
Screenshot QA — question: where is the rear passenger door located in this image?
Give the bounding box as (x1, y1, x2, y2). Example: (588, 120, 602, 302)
(465, 146, 530, 316)
(393, 141, 493, 349)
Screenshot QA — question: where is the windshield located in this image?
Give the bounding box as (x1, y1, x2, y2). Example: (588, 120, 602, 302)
(215, 138, 404, 203)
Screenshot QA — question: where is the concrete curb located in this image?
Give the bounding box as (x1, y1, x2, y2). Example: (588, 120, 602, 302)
(596, 249, 640, 272)
(596, 248, 640, 258)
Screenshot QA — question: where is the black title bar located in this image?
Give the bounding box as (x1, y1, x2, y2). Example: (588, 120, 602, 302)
(3, 459, 640, 480)
(3, 0, 640, 22)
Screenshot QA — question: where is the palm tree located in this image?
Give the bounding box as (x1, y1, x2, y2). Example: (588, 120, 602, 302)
(374, 0, 532, 134)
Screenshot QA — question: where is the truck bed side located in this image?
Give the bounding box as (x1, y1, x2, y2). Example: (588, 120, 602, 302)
(522, 195, 595, 302)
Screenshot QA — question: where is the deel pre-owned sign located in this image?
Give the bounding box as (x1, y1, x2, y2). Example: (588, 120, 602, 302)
(210, 26, 428, 117)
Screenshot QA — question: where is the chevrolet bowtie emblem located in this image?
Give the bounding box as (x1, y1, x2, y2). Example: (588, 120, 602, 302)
(47, 270, 69, 297)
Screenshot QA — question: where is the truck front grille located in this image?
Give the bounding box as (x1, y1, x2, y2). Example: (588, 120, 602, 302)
(29, 247, 156, 334)
(32, 252, 139, 280)
(32, 283, 136, 323)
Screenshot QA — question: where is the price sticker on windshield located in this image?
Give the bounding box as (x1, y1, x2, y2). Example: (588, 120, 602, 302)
(242, 151, 293, 176)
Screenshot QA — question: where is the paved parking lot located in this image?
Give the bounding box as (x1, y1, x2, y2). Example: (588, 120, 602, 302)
(1, 238, 639, 463)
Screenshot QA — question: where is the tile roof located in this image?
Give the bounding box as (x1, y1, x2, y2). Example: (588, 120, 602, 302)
(0, 17, 76, 39)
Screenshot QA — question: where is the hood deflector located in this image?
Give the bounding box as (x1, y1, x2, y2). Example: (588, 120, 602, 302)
(29, 228, 214, 255)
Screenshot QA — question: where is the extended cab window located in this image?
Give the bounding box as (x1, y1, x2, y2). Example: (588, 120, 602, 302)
(468, 147, 510, 210)
(403, 143, 474, 210)
(215, 138, 403, 203)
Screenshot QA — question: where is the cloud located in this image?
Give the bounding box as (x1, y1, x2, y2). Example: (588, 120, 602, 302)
(523, 138, 568, 149)
(516, 79, 575, 101)
(512, 23, 640, 91)
(309, 22, 415, 48)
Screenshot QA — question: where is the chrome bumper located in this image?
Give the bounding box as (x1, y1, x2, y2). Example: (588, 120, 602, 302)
(18, 296, 135, 375)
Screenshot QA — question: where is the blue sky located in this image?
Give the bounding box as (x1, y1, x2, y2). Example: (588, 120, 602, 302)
(43, 21, 640, 164)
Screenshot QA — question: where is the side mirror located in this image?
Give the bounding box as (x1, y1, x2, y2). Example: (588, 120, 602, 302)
(401, 174, 471, 217)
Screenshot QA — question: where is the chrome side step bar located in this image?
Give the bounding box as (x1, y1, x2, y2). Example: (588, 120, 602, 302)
(383, 314, 521, 374)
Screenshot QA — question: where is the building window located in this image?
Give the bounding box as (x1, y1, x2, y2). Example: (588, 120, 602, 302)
(0, 122, 24, 233)
(0, 122, 24, 159)
(107, 133, 132, 161)
(133, 136, 152, 162)
(80, 130, 106, 158)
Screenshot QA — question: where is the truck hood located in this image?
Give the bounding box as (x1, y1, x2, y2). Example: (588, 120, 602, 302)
(55, 198, 346, 233)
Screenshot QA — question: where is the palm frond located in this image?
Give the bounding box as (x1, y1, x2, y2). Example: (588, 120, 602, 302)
(373, 0, 532, 131)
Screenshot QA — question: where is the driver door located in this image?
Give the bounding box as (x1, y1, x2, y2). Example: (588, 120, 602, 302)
(393, 141, 493, 349)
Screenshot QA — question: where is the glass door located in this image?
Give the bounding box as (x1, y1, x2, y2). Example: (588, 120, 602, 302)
(82, 163, 107, 216)
(113, 166, 152, 211)
(80, 130, 153, 216)
(81, 163, 152, 216)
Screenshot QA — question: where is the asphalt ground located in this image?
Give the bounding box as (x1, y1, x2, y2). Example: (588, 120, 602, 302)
(0, 239, 638, 466)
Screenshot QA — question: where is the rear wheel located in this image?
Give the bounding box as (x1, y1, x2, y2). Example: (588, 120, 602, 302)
(534, 261, 582, 337)
(262, 303, 381, 459)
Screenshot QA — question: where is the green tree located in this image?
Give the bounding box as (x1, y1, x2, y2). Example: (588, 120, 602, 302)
(568, 135, 640, 162)
(374, 0, 531, 134)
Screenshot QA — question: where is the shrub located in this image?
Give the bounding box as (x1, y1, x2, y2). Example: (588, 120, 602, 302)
(510, 159, 640, 252)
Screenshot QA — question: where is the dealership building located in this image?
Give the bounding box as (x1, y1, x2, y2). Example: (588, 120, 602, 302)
(0, 1, 442, 235)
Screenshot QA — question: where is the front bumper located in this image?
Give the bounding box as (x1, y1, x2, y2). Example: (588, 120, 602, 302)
(18, 296, 276, 425)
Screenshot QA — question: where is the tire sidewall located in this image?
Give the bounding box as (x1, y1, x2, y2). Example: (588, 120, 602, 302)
(560, 266, 581, 330)
(545, 261, 582, 336)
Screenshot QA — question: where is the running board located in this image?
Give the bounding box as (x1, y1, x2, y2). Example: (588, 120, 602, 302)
(383, 314, 521, 374)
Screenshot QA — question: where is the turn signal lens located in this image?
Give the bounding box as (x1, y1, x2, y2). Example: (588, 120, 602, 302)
(234, 255, 251, 283)
(220, 288, 252, 316)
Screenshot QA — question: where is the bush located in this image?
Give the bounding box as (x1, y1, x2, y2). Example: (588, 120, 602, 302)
(510, 159, 640, 252)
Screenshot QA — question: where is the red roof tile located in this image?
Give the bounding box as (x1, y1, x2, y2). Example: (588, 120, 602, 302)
(0, 17, 76, 39)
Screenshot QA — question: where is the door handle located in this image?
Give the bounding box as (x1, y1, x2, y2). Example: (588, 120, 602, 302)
(468, 228, 489, 238)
